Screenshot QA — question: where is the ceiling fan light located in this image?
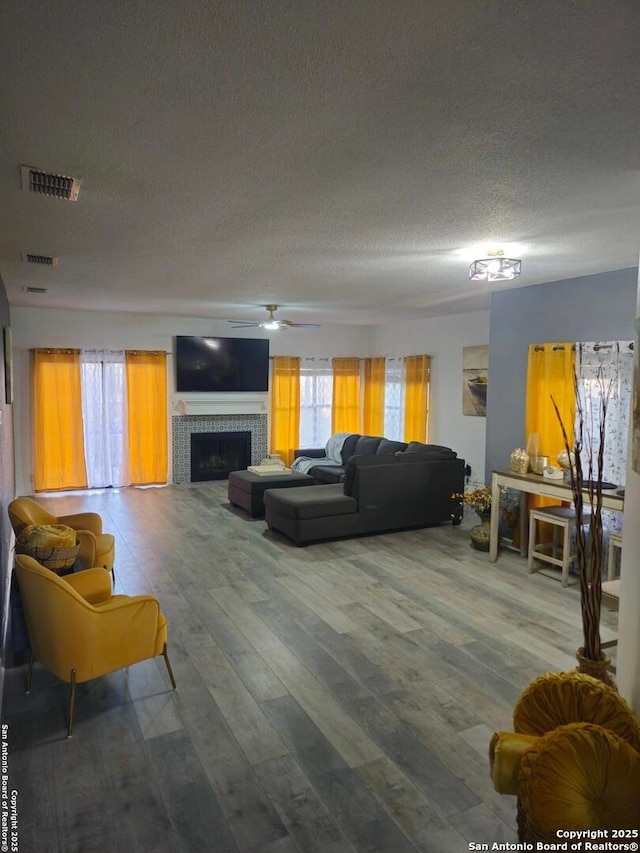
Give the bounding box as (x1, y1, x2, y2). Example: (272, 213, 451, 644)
(262, 321, 280, 330)
(469, 257, 522, 282)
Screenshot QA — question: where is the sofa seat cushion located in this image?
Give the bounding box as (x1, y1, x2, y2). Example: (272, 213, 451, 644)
(264, 484, 357, 520)
(310, 466, 346, 485)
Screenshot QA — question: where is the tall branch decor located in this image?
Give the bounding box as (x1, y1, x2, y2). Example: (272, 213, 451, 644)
(551, 367, 616, 687)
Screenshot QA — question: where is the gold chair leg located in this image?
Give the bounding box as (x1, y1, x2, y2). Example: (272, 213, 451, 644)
(67, 669, 77, 739)
(25, 651, 35, 694)
(162, 643, 177, 689)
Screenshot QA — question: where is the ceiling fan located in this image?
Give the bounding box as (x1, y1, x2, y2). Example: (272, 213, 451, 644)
(227, 304, 321, 330)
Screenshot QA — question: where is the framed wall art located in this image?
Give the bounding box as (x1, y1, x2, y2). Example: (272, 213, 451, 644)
(463, 344, 488, 417)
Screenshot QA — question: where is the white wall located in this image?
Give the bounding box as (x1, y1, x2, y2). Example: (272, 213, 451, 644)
(10, 306, 370, 356)
(11, 305, 487, 493)
(370, 311, 490, 480)
(11, 306, 369, 493)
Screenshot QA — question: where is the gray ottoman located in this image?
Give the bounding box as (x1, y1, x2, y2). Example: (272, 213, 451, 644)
(228, 469, 315, 517)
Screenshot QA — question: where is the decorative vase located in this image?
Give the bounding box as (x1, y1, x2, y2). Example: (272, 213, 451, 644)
(509, 448, 530, 474)
(556, 449, 575, 470)
(470, 511, 492, 551)
(526, 432, 541, 461)
(575, 646, 616, 689)
(529, 454, 550, 475)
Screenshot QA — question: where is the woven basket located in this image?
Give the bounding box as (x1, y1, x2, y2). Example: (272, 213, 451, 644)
(16, 523, 80, 572)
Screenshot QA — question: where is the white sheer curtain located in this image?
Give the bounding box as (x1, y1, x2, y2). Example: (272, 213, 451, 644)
(299, 357, 333, 448)
(80, 349, 130, 488)
(384, 357, 405, 440)
(576, 341, 633, 533)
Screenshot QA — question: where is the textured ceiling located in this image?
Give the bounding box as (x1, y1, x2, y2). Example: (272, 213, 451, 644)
(1, 1, 639, 326)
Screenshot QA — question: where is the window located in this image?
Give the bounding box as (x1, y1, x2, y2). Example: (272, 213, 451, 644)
(81, 350, 129, 488)
(299, 358, 333, 448)
(383, 357, 405, 440)
(575, 341, 633, 534)
(33, 347, 167, 491)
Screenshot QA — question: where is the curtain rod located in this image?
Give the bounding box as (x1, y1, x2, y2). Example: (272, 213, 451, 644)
(32, 348, 80, 354)
(592, 342, 634, 351)
(534, 342, 634, 353)
(270, 354, 432, 360)
(31, 348, 169, 355)
(533, 345, 577, 352)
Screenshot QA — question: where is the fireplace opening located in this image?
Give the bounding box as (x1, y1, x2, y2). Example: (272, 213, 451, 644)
(190, 431, 251, 481)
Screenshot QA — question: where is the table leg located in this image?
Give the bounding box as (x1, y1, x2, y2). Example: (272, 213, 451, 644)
(518, 491, 529, 557)
(490, 473, 500, 562)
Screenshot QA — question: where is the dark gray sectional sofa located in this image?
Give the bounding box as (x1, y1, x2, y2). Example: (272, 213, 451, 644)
(264, 444, 465, 546)
(295, 433, 456, 484)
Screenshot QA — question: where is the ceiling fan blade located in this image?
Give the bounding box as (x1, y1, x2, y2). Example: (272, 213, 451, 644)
(226, 309, 321, 329)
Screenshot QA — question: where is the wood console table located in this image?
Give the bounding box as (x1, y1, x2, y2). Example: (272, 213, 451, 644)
(489, 469, 625, 562)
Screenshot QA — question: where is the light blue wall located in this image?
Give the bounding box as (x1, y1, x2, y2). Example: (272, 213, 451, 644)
(485, 267, 638, 480)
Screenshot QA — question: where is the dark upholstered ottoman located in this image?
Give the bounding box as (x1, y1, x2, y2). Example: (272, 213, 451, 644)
(264, 484, 358, 545)
(228, 470, 315, 517)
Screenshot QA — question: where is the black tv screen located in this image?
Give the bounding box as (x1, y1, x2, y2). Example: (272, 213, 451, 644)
(175, 336, 269, 392)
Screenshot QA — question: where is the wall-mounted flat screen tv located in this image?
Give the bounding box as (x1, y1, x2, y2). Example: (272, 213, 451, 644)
(175, 336, 269, 392)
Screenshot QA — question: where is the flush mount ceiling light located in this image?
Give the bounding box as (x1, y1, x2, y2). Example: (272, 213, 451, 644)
(469, 249, 521, 282)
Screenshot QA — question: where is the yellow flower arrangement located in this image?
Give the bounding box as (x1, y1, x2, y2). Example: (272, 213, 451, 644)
(451, 485, 492, 514)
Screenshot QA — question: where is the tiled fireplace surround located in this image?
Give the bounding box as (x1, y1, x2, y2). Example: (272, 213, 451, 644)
(172, 414, 268, 484)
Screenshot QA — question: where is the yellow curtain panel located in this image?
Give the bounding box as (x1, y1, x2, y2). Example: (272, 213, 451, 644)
(363, 357, 385, 436)
(33, 349, 88, 492)
(526, 343, 576, 511)
(125, 351, 168, 485)
(331, 357, 361, 434)
(403, 354, 430, 442)
(270, 356, 301, 466)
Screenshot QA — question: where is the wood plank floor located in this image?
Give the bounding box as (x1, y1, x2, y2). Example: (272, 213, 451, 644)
(3, 482, 619, 853)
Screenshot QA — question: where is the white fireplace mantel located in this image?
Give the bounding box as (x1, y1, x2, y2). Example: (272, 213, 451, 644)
(173, 394, 268, 417)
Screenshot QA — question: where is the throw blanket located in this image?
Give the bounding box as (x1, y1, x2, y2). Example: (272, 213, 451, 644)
(291, 432, 352, 474)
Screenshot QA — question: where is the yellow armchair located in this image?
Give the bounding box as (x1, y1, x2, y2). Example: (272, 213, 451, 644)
(490, 672, 640, 838)
(9, 496, 115, 578)
(15, 555, 176, 737)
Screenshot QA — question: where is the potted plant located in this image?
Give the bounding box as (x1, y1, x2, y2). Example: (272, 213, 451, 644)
(453, 484, 493, 550)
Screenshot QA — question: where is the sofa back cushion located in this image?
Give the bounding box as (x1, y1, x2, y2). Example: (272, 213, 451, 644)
(340, 433, 362, 464)
(403, 441, 456, 457)
(376, 438, 407, 455)
(353, 436, 383, 458)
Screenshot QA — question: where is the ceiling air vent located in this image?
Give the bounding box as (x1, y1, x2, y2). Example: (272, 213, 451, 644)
(23, 286, 48, 294)
(20, 165, 82, 201)
(23, 253, 58, 266)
